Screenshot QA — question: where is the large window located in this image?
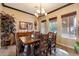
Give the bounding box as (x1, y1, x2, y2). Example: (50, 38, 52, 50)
(62, 12, 77, 39)
(41, 20, 47, 34)
(49, 17, 57, 33)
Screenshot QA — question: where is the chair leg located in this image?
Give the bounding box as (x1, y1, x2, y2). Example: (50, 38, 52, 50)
(45, 50, 47, 56)
(50, 48, 51, 55)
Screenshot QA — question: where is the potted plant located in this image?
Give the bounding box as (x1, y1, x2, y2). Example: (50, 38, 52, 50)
(74, 41, 79, 53)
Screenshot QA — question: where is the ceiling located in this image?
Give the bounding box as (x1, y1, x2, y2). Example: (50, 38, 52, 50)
(4, 3, 68, 15)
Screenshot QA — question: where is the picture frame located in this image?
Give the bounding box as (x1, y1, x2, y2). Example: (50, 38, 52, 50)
(19, 21, 33, 31)
(28, 23, 33, 30)
(19, 21, 27, 30)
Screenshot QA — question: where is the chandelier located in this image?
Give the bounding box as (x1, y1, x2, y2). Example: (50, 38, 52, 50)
(34, 3, 47, 17)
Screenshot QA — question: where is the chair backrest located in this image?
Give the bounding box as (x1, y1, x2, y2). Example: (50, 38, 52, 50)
(41, 34, 48, 41)
(41, 34, 48, 47)
(40, 34, 48, 51)
(34, 32, 40, 39)
(17, 32, 32, 37)
(17, 32, 33, 40)
(48, 32, 56, 44)
(48, 32, 54, 38)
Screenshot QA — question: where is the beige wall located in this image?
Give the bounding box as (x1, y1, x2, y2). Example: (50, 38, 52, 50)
(0, 4, 39, 48)
(39, 4, 79, 48)
(0, 3, 79, 49)
(0, 4, 2, 12)
(1, 5, 38, 32)
(0, 4, 2, 48)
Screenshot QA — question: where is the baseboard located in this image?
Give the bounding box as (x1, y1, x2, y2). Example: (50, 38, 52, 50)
(57, 43, 74, 50)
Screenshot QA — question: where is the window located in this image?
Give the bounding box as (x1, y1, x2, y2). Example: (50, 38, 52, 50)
(41, 20, 47, 34)
(49, 17, 57, 33)
(61, 12, 77, 39)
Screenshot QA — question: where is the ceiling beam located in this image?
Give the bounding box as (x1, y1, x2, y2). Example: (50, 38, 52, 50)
(39, 3, 74, 17)
(48, 3, 74, 14)
(1, 3, 74, 17)
(2, 3, 35, 16)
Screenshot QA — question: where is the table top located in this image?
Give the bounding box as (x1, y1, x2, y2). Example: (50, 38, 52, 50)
(20, 38, 40, 45)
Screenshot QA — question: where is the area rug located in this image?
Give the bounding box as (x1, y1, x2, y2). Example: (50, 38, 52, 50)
(52, 48, 69, 56)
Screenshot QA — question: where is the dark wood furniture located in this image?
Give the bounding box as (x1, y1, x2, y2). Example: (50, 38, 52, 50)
(48, 32, 56, 54)
(16, 32, 40, 56)
(32, 31, 41, 55)
(20, 38, 40, 56)
(40, 34, 48, 56)
(16, 32, 56, 56)
(20, 38, 40, 45)
(16, 32, 32, 55)
(17, 32, 32, 37)
(34, 32, 40, 39)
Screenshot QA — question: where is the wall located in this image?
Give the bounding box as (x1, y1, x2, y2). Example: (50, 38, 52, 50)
(2, 5, 37, 32)
(0, 4, 39, 48)
(0, 4, 2, 48)
(39, 4, 79, 48)
(0, 4, 2, 12)
(0, 3, 79, 49)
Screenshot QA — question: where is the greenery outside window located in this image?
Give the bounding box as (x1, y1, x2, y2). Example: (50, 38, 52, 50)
(49, 17, 57, 33)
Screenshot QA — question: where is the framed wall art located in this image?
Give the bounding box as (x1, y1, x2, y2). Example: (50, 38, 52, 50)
(19, 21, 27, 30)
(19, 21, 33, 31)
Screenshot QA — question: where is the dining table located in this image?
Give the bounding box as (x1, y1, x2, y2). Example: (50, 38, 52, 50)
(20, 38, 40, 55)
(20, 38, 40, 45)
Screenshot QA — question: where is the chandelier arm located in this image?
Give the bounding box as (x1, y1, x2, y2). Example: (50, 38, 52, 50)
(40, 3, 41, 16)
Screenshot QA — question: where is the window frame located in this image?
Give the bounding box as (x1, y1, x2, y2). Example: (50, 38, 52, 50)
(40, 20, 47, 34)
(49, 17, 57, 33)
(61, 11, 77, 39)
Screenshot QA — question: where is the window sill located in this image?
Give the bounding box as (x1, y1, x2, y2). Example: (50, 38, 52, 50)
(61, 34, 76, 40)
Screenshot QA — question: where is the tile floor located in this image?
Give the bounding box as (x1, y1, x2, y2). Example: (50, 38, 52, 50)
(0, 44, 79, 56)
(57, 44, 79, 56)
(0, 45, 16, 56)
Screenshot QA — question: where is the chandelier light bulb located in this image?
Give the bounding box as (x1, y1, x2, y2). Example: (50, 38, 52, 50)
(34, 13, 38, 17)
(41, 8, 45, 13)
(45, 13, 47, 16)
(34, 4, 47, 17)
(36, 10, 40, 13)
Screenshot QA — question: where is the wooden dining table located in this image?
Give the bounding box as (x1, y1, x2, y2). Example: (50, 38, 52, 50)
(20, 38, 40, 55)
(20, 38, 40, 45)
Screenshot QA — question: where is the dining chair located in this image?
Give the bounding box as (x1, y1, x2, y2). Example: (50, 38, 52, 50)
(40, 34, 48, 56)
(48, 32, 56, 55)
(17, 38, 25, 55)
(34, 32, 40, 39)
(31, 32, 40, 55)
